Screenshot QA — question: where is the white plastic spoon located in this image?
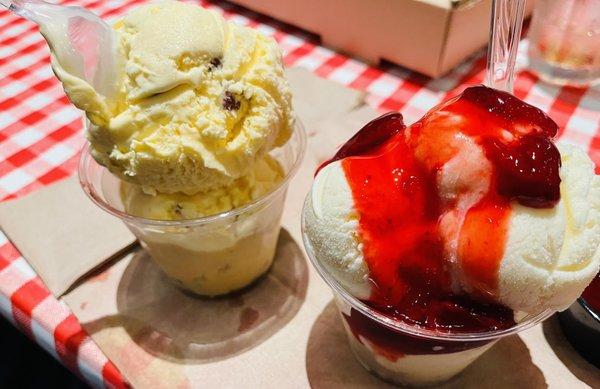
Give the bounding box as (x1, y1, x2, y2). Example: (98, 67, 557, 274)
(486, 0, 526, 93)
(0, 0, 121, 101)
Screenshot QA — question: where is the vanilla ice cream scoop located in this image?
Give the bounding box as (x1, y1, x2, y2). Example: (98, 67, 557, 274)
(306, 145, 600, 313)
(121, 155, 284, 220)
(499, 144, 600, 312)
(304, 86, 600, 317)
(52, 0, 294, 195)
(305, 161, 370, 299)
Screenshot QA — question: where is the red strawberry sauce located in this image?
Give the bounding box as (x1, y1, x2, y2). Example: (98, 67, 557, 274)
(322, 86, 561, 357)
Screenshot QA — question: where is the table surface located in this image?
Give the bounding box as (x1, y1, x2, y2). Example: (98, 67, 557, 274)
(1, 0, 599, 387)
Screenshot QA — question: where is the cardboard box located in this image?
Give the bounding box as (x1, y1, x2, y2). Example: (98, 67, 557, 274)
(230, 0, 535, 78)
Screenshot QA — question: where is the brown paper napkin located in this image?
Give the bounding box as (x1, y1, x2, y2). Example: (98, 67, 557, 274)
(286, 67, 365, 131)
(308, 105, 380, 165)
(0, 176, 136, 296)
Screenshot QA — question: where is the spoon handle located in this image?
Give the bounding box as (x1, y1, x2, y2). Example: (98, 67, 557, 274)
(0, 0, 52, 23)
(485, 0, 526, 93)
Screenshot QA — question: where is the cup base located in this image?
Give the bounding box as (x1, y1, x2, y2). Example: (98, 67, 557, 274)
(340, 317, 495, 387)
(166, 259, 275, 299)
(132, 201, 284, 297)
(529, 56, 600, 87)
(145, 227, 280, 297)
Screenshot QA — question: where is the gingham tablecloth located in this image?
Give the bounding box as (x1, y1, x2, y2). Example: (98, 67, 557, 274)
(1, 0, 599, 387)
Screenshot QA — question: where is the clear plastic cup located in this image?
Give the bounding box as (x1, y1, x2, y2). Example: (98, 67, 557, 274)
(79, 121, 305, 297)
(301, 196, 553, 386)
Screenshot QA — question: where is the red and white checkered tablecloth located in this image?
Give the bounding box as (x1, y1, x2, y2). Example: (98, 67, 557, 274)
(0, 0, 599, 387)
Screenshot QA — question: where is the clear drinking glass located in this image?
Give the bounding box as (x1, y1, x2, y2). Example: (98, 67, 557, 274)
(528, 0, 600, 86)
(301, 196, 553, 386)
(79, 122, 306, 297)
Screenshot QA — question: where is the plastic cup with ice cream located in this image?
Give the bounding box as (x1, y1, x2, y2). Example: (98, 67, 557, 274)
(301, 86, 600, 386)
(302, 217, 553, 386)
(64, 1, 304, 296)
(80, 120, 305, 296)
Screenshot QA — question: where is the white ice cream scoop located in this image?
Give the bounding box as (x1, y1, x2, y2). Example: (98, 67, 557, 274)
(304, 143, 600, 314)
(1, 0, 121, 101)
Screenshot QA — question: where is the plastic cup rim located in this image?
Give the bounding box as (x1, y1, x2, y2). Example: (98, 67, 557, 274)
(78, 120, 307, 227)
(301, 194, 554, 342)
(578, 297, 600, 323)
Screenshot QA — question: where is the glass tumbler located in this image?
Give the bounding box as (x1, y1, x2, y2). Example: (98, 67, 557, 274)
(301, 196, 553, 386)
(528, 0, 600, 86)
(79, 122, 306, 297)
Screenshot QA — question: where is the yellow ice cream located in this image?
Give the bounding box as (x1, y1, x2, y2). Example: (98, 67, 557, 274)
(121, 155, 284, 220)
(53, 0, 294, 195)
